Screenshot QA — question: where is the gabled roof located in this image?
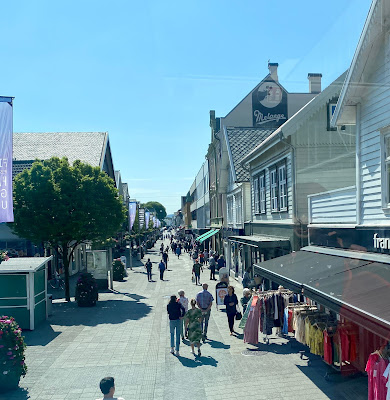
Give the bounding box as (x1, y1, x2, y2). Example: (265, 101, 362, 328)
(331, 0, 387, 125)
(224, 127, 274, 182)
(13, 132, 109, 169)
(241, 71, 347, 165)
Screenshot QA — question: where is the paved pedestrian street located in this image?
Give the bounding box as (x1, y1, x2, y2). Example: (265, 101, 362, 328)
(6, 239, 368, 400)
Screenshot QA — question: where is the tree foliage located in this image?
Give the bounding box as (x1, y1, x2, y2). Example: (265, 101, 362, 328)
(11, 157, 126, 301)
(141, 201, 167, 221)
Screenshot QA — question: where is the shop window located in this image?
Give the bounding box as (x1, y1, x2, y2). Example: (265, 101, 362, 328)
(253, 176, 259, 214)
(259, 173, 266, 213)
(235, 193, 242, 224)
(279, 164, 287, 211)
(270, 168, 278, 211)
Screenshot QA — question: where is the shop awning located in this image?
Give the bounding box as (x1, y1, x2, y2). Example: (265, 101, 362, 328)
(253, 248, 390, 338)
(198, 229, 220, 244)
(195, 230, 213, 242)
(228, 235, 290, 249)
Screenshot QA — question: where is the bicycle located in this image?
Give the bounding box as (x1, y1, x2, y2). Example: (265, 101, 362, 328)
(49, 274, 65, 290)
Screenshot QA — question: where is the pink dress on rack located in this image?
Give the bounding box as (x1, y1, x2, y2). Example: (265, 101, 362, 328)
(244, 296, 260, 344)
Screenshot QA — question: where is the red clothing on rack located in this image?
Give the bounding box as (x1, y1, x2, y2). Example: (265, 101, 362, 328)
(288, 309, 293, 332)
(323, 330, 333, 365)
(340, 328, 350, 362)
(365, 353, 389, 400)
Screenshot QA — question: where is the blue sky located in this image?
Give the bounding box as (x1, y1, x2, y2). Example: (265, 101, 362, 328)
(1, 0, 371, 214)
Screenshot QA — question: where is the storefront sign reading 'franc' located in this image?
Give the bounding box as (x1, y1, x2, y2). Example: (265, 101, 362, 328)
(252, 79, 287, 128)
(373, 233, 390, 249)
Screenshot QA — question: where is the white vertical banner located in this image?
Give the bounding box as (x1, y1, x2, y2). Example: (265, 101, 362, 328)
(0, 100, 13, 223)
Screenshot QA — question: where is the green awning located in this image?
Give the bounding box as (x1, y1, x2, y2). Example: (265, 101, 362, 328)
(195, 230, 213, 242)
(199, 229, 220, 244)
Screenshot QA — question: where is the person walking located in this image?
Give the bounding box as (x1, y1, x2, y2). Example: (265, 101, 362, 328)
(217, 255, 226, 271)
(177, 289, 189, 340)
(96, 376, 125, 400)
(209, 255, 216, 280)
(192, 259, 203, 285)
(162, 251, 169, 270)
(240, 288, 251, 313)
(196, 283, 214, 341)
(167, 295, 185, 356)
(224, 286, 239, 335)
(175, 246, 181, 259)
(145, 258, 153, 282)
(158, 259, 166, 281)
(203, 249, 209, 265)
(199, 251, 204, 265)
(185, 299, 203, 356)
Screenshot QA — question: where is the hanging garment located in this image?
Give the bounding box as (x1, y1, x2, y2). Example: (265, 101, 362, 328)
(282, 307, 289, 335)
(323, 330, 333, 365)
(339, 328, 350, 362)
(244, 296, 260, 344)
(288, 309, 294, 332)
(383, 363, 390, 400)
(238, 295, 253, 329)
(365, 353, 389, 400)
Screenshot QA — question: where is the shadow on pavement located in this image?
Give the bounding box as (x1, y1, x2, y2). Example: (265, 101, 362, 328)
(178, 355, 218, 368)
(110, 289, 147, 301)
(23, 324, 61, 346)
(296, 360, 368, 400)
(6, 387, 29, 399)
(207, 339, 230, 350)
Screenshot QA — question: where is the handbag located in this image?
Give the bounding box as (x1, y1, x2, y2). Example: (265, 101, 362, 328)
(235, 303, 242, 320)
(191, 274, 195, 283)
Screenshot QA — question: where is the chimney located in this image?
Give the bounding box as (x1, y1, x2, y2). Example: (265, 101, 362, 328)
(268, 62, 279, 82)
(308, 73, 322, 93)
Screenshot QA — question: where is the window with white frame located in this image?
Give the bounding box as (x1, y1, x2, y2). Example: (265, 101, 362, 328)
(227, 196, 234, 224)
(270, 168, 278, 211)
(383, 133, 390, 207)
(278, 164, 287, 211)
(235, 193, 242, 224)
(253, 176, 259, 214)
(259, 173, 266, 213)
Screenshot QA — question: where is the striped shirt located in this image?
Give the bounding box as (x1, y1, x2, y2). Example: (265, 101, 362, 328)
(196, 290, 214, 310)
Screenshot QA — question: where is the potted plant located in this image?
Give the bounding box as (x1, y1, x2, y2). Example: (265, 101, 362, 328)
(112, 259, 126, 281)
(75, 273, 98, 307)
(0, 316, 27, 393)
(0, 251, 9, 264)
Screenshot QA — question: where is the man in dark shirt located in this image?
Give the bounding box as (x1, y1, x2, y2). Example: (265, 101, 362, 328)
(167, 295, 185, 356)
(192, 260, 203, 285)
(162, 251, 169, 270)
(145, 258, 152, 282)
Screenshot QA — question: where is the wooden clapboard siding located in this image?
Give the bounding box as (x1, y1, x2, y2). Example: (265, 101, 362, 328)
(309, 187, 356, 224)
(358, 43, 390, 224)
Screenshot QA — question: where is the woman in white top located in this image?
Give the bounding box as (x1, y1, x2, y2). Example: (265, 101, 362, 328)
(178, 289, 189, 340)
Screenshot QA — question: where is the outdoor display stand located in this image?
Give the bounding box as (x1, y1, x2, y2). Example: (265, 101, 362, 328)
(0, 256, 53, 330)
(86, 250, 112, 290)
(215, 281, 228, 310)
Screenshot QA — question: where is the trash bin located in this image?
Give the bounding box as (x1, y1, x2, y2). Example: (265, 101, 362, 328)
(47, 294, 53, 316)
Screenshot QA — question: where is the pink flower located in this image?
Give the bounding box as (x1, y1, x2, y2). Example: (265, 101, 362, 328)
(20, 361, 24, 365)
(0, 345, 4, 348)
(6, 351, 12, 356)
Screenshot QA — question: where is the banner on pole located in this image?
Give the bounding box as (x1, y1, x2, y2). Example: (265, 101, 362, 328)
(145, 211, 150, 228)
(0, 101, 13, 223)
(139, 208, 145, 229)
(129, 202, 137, 230)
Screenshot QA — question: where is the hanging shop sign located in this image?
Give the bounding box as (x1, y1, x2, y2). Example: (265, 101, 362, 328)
(129, 202, 137, 230)
(252, 79, 287, 129)
(0, 100, 13, 223)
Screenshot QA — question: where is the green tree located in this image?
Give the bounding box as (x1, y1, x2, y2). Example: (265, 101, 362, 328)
(11, 157, 126, 301)
(142, 201, 167, 221)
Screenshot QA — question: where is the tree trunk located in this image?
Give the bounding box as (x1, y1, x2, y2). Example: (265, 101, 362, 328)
(62, 245, 71, 302)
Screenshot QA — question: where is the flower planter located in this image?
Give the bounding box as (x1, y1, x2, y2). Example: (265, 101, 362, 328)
(0, 372, 20, 393)
(75, 273, 98, 306)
